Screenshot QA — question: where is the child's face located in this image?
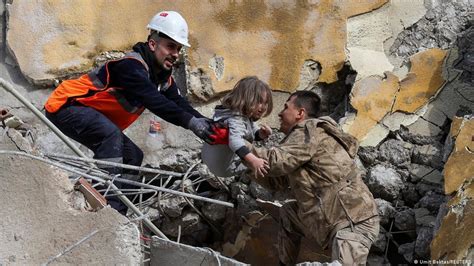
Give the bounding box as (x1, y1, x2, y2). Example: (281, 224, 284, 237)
(250, 98, 268, 121)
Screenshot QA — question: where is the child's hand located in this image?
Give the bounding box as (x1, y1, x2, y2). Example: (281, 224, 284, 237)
(258, 125, 272, 140)
(244, 153, 269, 177)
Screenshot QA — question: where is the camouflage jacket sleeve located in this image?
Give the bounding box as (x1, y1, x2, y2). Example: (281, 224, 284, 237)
(250, 124, 316, 190)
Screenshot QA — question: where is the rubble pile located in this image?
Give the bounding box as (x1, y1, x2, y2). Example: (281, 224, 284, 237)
(390, 1, 471, 58)
(358, 126, 450, 264)
(133, 122, 451, 265)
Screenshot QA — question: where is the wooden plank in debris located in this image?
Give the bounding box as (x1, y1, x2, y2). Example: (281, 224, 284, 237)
(75, 177, 107, 210)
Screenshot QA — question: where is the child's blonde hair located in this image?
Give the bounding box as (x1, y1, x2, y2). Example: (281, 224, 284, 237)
(221, 76, 273, 117)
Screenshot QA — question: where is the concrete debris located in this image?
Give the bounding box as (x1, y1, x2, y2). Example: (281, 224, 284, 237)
(390, 1, 471, 58)
(414, 226, 434, 259)
(394, 208, 416, 232)
(93, 51, 126, 68)
(378, 139, 412, 167)
(160, 211, 208, 240)
(411, 144, 444, 170)
(186, 67, 215, 102)
(408, 163, 433, 183)
(358, 146, 380, 166)
(0, 154, 141, 264)
(407, 118, 442, 137)
(296, 60, 321, 91)
(366, 164, 404, 201)
(375, 198, 396, 226)
(202, 193, 229, 223)
(249, 181, 273, 201)
(414, 208, 436, 229)
(397, 125, 443, 146)
(230, 182, 249, 200)
(401, 183, 421, 207)
(415, 182, 444, 197)
(158, 195, 189, 218)
(150, 236, 247, 266)
(454, 26, 474, 84)
(415, 192, 446, 213)
(397, 242, 415, 263)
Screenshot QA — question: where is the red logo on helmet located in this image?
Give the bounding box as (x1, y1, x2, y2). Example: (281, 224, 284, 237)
(160, 12, 168, 17)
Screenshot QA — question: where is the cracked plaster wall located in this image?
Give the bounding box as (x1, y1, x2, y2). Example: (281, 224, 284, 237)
(431, 116, 473, 260)
(6, 0, 386, 92)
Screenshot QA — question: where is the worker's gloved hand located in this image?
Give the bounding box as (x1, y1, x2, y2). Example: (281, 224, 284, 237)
(188, 117, 214, 144)
(209, 121, 229, 145)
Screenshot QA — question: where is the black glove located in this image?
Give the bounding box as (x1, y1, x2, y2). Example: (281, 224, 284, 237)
(188, 117, 214, 144)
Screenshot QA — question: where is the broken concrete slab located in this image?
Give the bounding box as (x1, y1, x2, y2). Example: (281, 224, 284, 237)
(392, 49, 447, 114)
(382, 111, 419, 132)
(360, 123, 390, 147)
(407, 117, 442, 137)
(420, 104, 448, 127)
(409, 164, 434, 183)
(0, 154, 141, 265)
(150, 236, 247, 266)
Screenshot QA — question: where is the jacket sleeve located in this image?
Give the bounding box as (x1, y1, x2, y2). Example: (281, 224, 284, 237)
(109, 59, 194, 128)
(252, 125, 315, 177)
(161, 81, 205, 119)
(227, 116, 251, 159)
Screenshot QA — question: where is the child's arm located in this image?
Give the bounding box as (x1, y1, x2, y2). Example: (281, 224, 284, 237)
(243, 152, 269, 176)
(226, 116, 269, 175)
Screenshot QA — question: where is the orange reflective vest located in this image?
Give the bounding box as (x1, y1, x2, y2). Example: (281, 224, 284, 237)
(45, 52, 172, 130)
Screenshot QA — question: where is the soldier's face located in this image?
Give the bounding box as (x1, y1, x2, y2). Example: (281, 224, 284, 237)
(149, 38, 182, 71)
(278, 96, 303, 135)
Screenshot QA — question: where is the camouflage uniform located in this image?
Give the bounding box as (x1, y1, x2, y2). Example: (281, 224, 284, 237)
(251, 117, 379, 265)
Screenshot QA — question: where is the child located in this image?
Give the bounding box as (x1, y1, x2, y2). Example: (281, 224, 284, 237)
(201, 76, 273, 177)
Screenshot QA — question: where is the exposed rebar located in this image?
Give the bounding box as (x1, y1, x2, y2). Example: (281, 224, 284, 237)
(0, 150, 168, 239)
(43, 229, 99, 265)
(0, 150, 235, 208)
(46, 153, 190, 177)
(0, 78, 88, 159)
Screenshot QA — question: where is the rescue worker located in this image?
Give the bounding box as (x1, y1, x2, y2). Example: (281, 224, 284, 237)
(44, 11, 221, 215)
(249, 91, 379, 265)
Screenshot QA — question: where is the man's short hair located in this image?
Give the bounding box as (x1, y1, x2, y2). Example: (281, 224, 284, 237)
(147, 30, 173, 42)
(289, 91, 321, 118)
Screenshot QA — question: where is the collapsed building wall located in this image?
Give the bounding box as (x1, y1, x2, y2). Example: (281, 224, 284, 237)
(0, 0, 472, 265)
(0, 128, 142, 264)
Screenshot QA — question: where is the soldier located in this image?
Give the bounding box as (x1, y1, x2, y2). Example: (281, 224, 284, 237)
(250, 91, 379, 265)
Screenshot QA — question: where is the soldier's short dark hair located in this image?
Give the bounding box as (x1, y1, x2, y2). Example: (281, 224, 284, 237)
(289, 91, 321, 118)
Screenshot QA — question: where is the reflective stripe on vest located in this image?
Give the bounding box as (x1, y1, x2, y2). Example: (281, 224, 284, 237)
(45, 52, 173, 130)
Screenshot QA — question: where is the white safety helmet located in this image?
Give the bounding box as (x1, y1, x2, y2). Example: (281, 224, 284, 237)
(147, 11, 190, 47)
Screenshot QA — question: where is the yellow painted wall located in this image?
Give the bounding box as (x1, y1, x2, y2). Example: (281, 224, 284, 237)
(7, 0, 386, 91)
